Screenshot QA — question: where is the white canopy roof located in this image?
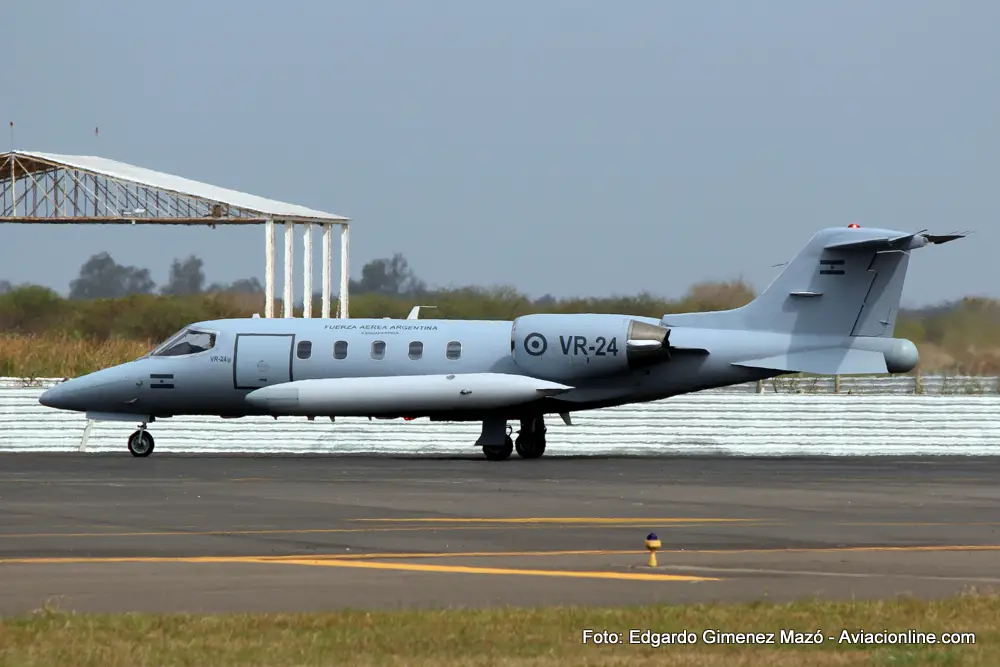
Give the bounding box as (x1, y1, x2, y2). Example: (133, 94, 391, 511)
(2, 150, 349, 223)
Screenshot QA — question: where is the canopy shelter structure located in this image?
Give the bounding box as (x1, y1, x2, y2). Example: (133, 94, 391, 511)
(0, 150, 351, 319)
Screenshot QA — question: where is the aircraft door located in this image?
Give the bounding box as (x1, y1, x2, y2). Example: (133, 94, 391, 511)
(234, 334, 294, 389)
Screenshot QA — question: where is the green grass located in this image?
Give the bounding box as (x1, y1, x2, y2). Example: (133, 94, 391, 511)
(1, 594, 997, 666)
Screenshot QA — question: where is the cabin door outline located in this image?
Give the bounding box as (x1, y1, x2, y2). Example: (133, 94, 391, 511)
(233, 333, 295, 390)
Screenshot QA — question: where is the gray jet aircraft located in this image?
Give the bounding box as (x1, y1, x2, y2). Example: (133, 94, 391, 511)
(39, 224, 964, 460)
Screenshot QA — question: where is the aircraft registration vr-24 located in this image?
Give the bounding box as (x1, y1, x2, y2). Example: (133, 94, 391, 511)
(40, 224, 965, 460)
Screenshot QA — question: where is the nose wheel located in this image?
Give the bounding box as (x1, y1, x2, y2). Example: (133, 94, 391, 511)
(127, 427, 155, 457)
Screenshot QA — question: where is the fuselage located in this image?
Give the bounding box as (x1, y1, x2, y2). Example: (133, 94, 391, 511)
(38, 315, 778, 421)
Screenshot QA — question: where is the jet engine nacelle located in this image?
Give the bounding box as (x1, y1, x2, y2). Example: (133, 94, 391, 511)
(510, 313, 673, 383)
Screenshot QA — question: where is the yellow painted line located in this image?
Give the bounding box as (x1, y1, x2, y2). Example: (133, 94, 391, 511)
(3, 543, 999, 569)
(262, 549, 639, 561)
(0, 550, 639, 565)
(8, 543, 1000, 568)
(271, 558, 718, 581)
(355, 517, 755, 524)
(0, 553, 716, 581)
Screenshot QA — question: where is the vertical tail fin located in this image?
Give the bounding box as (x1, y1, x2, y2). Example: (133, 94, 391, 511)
(663, 226, 965, 336)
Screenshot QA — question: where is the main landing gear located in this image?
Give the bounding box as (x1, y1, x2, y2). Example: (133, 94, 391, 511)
(127, 424, 154, 457)
(478, 416, 547, 461)
(514, 415, 546, 459)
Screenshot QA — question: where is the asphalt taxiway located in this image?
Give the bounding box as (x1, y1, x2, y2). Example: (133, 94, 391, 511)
(1, 453, 999, 614)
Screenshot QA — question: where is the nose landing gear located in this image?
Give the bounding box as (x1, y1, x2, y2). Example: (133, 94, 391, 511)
(127, 424, 155, 457)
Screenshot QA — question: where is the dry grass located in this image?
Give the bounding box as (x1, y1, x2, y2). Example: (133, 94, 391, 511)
(0, 334, 154, 379)
(4, 332, 1000, 381)
(0, 594, 997, 666)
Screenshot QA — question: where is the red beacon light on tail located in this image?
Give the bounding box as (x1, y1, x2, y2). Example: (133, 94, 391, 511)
(848, 223, 860, 228)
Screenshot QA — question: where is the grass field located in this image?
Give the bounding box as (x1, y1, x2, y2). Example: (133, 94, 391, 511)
(0, 335, 154, 379)
(1, 594, 996, 666)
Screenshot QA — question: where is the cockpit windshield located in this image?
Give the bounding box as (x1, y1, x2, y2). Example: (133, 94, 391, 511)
(150, 328, 217, 357)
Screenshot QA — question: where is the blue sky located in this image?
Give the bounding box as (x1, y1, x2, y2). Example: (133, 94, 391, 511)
(3, 0, 997, 306)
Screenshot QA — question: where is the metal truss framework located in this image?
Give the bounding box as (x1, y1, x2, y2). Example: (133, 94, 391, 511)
(0, 150, 350, 318)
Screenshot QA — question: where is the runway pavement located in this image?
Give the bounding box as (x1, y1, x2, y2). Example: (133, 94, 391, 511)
(2, 453, 1000, 615)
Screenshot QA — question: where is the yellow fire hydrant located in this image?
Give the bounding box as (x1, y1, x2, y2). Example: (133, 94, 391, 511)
(645, 532, 661, 567)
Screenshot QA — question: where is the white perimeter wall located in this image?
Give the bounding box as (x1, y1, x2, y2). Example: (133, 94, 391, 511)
(3, 376, 999, 456)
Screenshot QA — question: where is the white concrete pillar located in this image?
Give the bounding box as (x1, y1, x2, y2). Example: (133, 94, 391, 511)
(322, 222, 332, 318)
(283, 221, 294, 318)
(339, 223, 350, 319)
(264, 220, 275, 318)
(303, 222, 313, 318)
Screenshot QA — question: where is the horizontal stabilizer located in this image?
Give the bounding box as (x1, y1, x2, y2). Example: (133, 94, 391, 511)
(732, 348, 888, 375)
(923, 232, 969, 245)
(825, 234, 915, 251)
(825, 229, 968, 251)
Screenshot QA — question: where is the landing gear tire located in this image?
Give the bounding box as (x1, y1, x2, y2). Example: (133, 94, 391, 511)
(515, 439, 546, 459)
(515, 415, 547, 459)
(483, 436, 514, 461)
(128, 430, 154, 457)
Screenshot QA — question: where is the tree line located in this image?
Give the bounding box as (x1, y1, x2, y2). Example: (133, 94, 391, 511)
(0, 253, 257, 300)
(0, 250, 430, 302)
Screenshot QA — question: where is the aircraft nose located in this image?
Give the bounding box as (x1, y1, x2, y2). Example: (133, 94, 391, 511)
(39, 381, 74, 409)
(38, 369, 132, 412)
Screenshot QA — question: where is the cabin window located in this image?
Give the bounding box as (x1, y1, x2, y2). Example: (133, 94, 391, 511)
(151, 328, 216, 357)
(333, 340, 348, 359)
(371, 340, 386, 360)
(296, 340, 312, 359)
(446, 341, 462, 360)
(408, 341, 423, 360)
